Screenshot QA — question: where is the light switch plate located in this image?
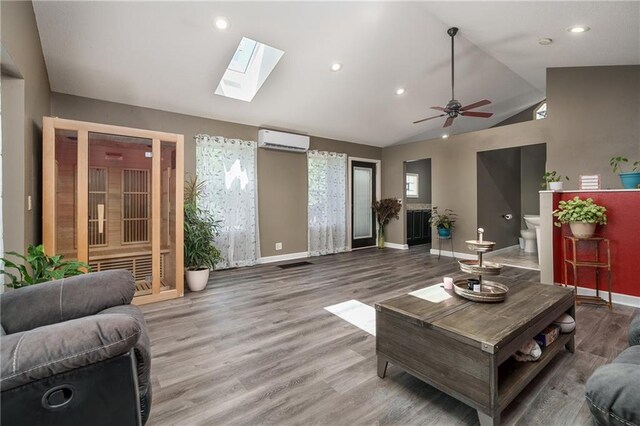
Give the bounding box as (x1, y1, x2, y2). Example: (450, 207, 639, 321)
(275, 242, 282, 251)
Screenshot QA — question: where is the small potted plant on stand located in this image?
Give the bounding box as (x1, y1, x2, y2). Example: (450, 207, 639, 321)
(553, 196, 607, 239)
(610, 156, 640, 189)
(184, 176, 222, 292)
(429, 207, 457, 238)
(372, 198, 402, 249)
(541, 171, 570, 191)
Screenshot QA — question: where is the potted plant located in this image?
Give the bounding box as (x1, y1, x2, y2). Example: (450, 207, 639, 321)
(610, 156, 640, 189)
(372, 198, 402, 249)
(429, 207, 457, 238)
(184, 176, 222, 291)
(0, 244, 90, 289)
(541, 171, 570, 191)
(553, 196, 607, 239)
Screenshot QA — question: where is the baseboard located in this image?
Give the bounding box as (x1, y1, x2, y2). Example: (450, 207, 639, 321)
(384, 242, 409, 250)
(257, 251, 309, 264)
(574, 286, 640, 308)
(429, 249, 476, 260)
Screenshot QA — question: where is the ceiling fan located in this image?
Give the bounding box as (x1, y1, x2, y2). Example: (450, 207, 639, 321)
(414, 27, 494, 128)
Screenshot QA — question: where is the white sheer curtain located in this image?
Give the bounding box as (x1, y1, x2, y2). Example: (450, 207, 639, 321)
(195, 134, 259, 268)
(307, 150, 347, 256)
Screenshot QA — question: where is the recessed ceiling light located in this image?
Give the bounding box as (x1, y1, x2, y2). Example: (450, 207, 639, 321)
(396, 88, 405, 95)
(214, 16, 230, 31)
(442, 134, 449, 139)
(567, 25, 590, 33)
(538, 37, 553, 45)
(330, 63, 342, 72)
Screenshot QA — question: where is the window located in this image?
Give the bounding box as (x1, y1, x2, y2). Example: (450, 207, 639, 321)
(215, 37, 285, 102)
(535, 102, 547, 120)
(122, 169, 150, 244)
(307, 151, 347, 256)
(88, 167, 108, 246)
(406, 173, 419, 198)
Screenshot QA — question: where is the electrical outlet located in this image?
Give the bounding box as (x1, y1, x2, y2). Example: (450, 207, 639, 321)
(275, 242, 282, 251)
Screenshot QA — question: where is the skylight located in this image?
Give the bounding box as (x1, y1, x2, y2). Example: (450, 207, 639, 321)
(215, 37, 284, 102)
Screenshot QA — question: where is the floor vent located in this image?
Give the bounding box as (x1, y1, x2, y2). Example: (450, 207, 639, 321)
(276, 261, 313, 269)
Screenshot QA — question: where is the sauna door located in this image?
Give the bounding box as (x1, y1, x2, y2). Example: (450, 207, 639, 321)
(43, 118, 184, 304)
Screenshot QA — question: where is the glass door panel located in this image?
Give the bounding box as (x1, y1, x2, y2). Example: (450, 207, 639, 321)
(160, 141, 177, 292)
(87, 132, 153, 297)
(54, 129, 78, 259)
(351, 161, 376, 248)
(353, 167, 372, 239)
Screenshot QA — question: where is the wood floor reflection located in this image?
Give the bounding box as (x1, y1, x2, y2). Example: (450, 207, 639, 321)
(141, 245, 637, 425)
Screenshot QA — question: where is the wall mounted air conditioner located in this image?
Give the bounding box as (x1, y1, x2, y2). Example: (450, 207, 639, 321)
(258, 129, 310, 153)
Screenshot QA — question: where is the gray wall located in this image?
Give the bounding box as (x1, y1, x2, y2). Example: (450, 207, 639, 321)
(477, 147, 521, 249)
(50, 93, 382, 258)
(1, 1, 51, 254)
(381, 66, 640, 253)
(520, 143, 546, 225)
(404, 159, 431, 204)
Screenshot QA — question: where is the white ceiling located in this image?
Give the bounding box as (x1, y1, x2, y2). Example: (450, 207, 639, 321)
(33, 1, 640, 147)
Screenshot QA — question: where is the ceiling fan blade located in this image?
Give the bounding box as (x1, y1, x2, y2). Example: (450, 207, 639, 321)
(430, 106, 447, 112)
(443, 116, 455, 128)
(413, 114, 446, 124)
(461, 111, 494, 118)
(461, 99, 491, 111)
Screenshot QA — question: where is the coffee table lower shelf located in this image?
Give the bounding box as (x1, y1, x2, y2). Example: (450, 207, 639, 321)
(378, 331, 574, 426)
(497, 331, 575, 411)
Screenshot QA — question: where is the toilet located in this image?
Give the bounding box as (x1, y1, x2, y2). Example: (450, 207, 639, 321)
(521, 215, 540, 253)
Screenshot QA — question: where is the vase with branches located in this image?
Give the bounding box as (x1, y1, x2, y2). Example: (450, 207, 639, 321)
(372, 198, 402, 249)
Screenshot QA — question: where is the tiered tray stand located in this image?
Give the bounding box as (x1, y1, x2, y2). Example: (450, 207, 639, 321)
(454, 228, 507, 303)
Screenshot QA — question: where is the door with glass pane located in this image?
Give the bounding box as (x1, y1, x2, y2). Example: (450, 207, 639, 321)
(351, 161, 376, 248)
(43, 118, 184, 305)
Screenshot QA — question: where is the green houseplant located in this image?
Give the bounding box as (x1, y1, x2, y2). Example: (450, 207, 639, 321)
(553, 196, 607, 238)
(541, 171, 570, 191)
(429, 207, 457, 238)
(610, 156, 640, 189)
(0, 244, 90, 289)
(372, 198, 402, 249)
(184, 176, 222, 291)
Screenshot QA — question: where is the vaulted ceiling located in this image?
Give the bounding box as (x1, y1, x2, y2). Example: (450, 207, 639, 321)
(33, 1, 639, 147)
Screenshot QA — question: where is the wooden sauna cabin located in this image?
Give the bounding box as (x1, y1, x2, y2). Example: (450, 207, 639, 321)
(42, 117, 184, 304)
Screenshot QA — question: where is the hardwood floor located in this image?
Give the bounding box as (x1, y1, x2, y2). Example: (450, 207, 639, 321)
(141, 245, 638, 425)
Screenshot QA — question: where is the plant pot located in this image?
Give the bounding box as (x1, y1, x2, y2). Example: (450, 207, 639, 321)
(619, 172, 640, 189)
(569, 222, 596, 239)
(437, 227, 451, 238)
(185, 268, 210, 292)
(549, 181, 564, 191)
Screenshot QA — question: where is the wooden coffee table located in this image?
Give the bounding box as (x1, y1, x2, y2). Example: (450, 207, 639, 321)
(375, 281, 574, 426)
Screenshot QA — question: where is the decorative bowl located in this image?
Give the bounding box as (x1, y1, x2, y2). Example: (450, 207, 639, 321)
(465, 239, 496, 253)
(453, 279, 508, 303)
(458, 260, 503, 275)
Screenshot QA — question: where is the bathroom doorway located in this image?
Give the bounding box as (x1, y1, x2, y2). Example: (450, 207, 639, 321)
(403, 159, 432, 247)
(476, 144, 546, 269)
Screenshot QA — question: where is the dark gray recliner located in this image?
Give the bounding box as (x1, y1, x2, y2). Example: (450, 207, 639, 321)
(0, 270, 152, 426)
(586, 315, 640, 426)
